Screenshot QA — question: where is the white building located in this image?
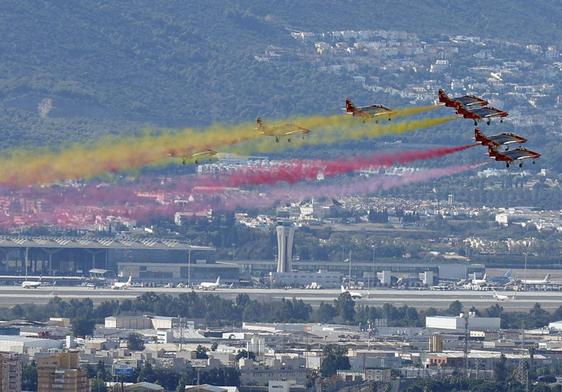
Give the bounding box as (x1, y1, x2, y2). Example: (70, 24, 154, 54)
(105, 316, 152, 330)
(0, 335, 63, 353)
(426, 314, 500, 331)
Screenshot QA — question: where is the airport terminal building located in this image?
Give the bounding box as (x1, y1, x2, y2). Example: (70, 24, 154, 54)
(0, 236, 237, 284)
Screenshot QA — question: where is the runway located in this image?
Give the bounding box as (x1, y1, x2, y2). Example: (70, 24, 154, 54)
(2, 286, 562, 311)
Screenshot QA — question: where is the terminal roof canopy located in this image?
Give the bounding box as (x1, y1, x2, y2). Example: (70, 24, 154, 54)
(0, 236, 214, 252)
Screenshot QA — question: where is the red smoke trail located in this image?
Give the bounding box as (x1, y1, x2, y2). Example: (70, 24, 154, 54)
(0, 147, 479, 228)
(212, 144, 476, 187)
(218, 162, 486, 211)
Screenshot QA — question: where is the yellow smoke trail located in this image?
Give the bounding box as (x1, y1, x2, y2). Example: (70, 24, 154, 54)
(228, 115, 458, 155)
(0, 111, 453, 187)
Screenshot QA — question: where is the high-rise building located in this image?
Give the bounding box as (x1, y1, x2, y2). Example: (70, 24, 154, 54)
(429, 334, 443, 352)
(0, 352, 21, 392)
(37, 351, 89, 392)
(276, 223, 295, 273)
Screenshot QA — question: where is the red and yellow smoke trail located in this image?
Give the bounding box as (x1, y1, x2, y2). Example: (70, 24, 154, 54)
(0, 109, 455, 187)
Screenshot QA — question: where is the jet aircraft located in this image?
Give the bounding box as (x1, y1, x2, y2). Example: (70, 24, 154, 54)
(438, 89, 488, 109)
(345, 98, 395, 122)
(474, 128, 527, 149)
(256, 117, 310, 142)
(341, 285, 362, 299)
(111, 276, 132, 290)
(168, 149, 218, 165)
(492, 289, 515, 302)
(22, 281, 41, 289)
(456, 106, 508, 126)
(488, 146, 541, 168)
(199, 277, 220, 291)
(518, 274, 551, 286)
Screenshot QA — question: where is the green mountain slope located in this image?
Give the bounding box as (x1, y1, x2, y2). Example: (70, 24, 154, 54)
(0, 1, 560, 154)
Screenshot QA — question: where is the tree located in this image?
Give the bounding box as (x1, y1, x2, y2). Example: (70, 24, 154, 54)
(91, 378, 108, 392)
(96, 360, 109, 381)
(314, 302, 336, 323)
(22, 361, 37, 391)
(138, 362, 157, 383)
(447, 300, 463, 316)
(71, 318, 95, 337)
(494, 354, 508, 383)
(320, 345, 350, 377)
(485, 304, 504, 318)
(195, 345, 209, 359)
(127, 333, 145, 351)
(335, 293, 355, 323)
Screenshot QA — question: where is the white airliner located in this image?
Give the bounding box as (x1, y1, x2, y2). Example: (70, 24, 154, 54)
(22, 281, 41, 289)
(111, 276, 132, 290)
(199, 277, 220, 291)
(492, 289, 515, 302)
(519, 274, 551, 286)
(341, 285, 362, 299)
(472, 273, 487, 286)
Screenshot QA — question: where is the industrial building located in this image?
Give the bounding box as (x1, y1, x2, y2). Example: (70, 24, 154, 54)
(0, 335, 62, 354)
(425, 314, 501, 331)
(233, 258, 483, 283)
(270, 271, 342, 288)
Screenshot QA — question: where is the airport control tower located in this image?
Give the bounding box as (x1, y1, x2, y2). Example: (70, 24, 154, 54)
(276, 222, 295, 273)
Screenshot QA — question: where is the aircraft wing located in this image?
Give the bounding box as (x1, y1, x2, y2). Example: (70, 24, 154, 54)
(505, 149, 537, 160)
(361, 105, 393, 115)
(470, 107, 507, 119)
(455, 95, 488, 107)
(488, 134, 521, 145)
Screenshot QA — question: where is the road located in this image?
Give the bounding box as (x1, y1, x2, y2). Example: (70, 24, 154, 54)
(3, 286, 562, 310)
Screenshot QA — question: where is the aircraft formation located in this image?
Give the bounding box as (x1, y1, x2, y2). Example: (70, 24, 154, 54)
(438, 89, 541, 168)
(171, 89, 541, 170)
(0, 88, 545, 229)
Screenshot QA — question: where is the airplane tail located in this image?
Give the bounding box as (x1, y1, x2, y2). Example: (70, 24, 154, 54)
(545, 274, 551, 282)
(256, 117, 264, 129)
(216, 276, 220, 285)
(504, 269, 512, 278)
(488, 146, 499, 157)
(127, 276, 132, 285)
(341, 285, 346, 293)
(345, 98, 356, 113)
(438, 89, 448, 102)
(474, 128, 483, 141)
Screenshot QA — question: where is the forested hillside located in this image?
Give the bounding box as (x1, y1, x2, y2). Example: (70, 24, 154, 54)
(0, 1, 560, 150)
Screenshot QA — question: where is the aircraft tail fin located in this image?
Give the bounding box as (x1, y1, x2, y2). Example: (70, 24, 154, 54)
(216, 276, 220, 285)
(545, 274, 551, 281)
(127, 276, 132, 284)
(341, 285, 346, 293)
(345, 98, 356, 113)
(256, 117, 264, 129)
(438, 89, 448, 102)
(504, 269, 512, 278)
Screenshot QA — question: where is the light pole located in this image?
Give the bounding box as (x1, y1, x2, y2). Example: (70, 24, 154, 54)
(348, 250, 352, 286)
(188, 249, 192, 287)
(523, 250, 527, 291)
(371, 245, 376, 290)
